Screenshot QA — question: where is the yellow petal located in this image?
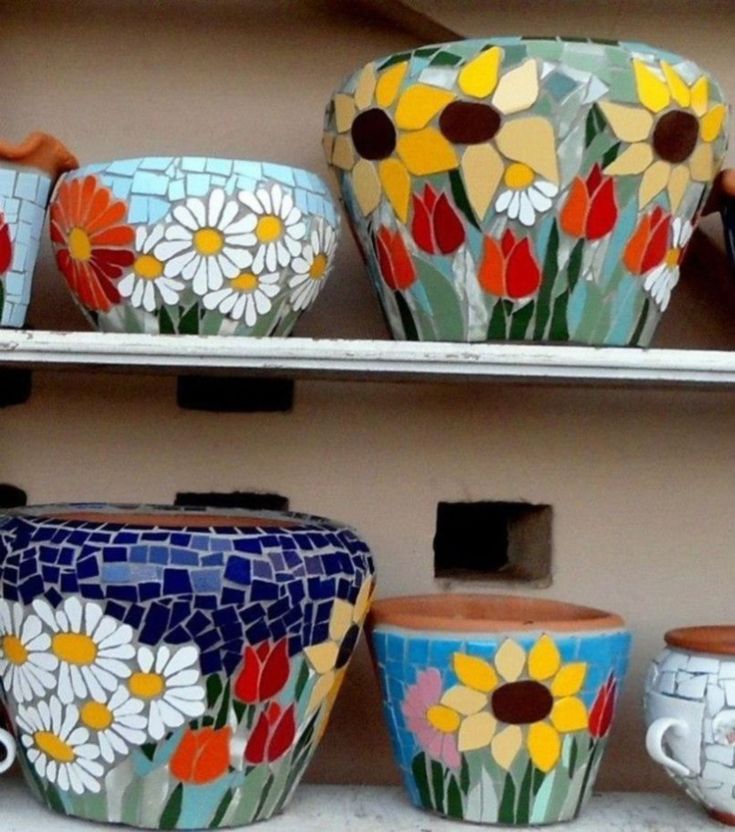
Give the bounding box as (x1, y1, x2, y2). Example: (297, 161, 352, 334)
(527, 722, 561, 773)
(461, 143, 504, 220)
(528, 635, 561, 681)
(458, 46, 502, 99)
(495, 117, 559, 183)
(550, 663, 587, 697)
(323, 132, 335, 164)
(426, 705, 461, 733)
(639, 160, 671, 207)
(689, 141, 714, 182)
(307, 669, 336, 712)
(667, 164, 691, 213)
(376, 61, 408, 108)
(331, 134, 355, 171)
(352, 579, 374, 626)
(492, 58, 539, 115)
(458, 712, 497, 752)
(690, 76, 709, 117)
(354, 63, 377, 111)
(397, 128, 459, 176)
(551, 697, 588, 733)
(304, 641, 339, 674)
(491, 725, 522, 770)
(352, 159, 382, 215)
(701, 104, 727, 143)
(441, 685, 488, 716)
(329, 599, 355, 641)
(603, 142, 654, 175)
(598, 101, 654, 142)
(494, 639, 525, 682)
(334, 94, 357, 133)
(633, 59, 670, 113)
(378, 158, 411, 223)
(395, 84, 455, 130)
(453, 654, 498, 693)
(661, 62, 691, 108)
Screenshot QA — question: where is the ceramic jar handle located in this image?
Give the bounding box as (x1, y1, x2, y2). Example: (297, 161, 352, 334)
(0, 727, 15, 774)
(645, 717, 692, 777)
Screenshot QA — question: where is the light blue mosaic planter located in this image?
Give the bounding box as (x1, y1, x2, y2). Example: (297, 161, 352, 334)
(368, 594, 631, 826)
(49, 158, 341, 336)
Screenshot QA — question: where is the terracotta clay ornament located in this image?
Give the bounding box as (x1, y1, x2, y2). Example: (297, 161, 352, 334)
(325, 38, 729, 345)
(0, 132, 78, 327)
(367, 594, 631, 826)
(645, 626, 735, 826)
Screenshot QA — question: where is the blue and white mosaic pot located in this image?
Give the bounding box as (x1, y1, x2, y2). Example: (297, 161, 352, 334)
(0, 504, 375, 828)
(368, 594, 631, 826)
(0, 132, 78, 327)
(48, 157, 340, 335)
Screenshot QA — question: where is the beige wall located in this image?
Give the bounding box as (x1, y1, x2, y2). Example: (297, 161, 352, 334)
(1, 0, 735, 794)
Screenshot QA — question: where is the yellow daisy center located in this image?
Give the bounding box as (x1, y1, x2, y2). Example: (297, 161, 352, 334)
(134, 253, 164, 280)
(193, 227, 224, 256)
(230, 273, 259, 293)
(129, 671, 165, 699)
(52, 633, 98, 666)
(504, 162, 535, 190)
(68, 227, 93, 261)
(665, 247, 681, 267)
(256, 215, 283, 243)
(35, 731, 75, 763)
(426, 704, 460, 733)
(80, 701, 114, 731)
(2, 634, 28, 665)
(309, 253, 328, 281)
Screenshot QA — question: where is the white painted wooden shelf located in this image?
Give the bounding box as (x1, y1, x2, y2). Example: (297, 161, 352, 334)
(0, 330, 734, 388)
(1, 780, 726, 831)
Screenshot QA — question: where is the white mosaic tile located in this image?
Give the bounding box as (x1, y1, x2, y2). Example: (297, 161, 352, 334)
(676, 675, 708, 700)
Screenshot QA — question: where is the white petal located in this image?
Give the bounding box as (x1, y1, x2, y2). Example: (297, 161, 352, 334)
(208, 188, 226, 227)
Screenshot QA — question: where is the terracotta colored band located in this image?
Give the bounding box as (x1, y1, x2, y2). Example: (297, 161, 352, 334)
(39, 511, 298, 529)
(664, 626, 735, 655)
(0, 132, 78, 181)
(368, 594, 625, 633)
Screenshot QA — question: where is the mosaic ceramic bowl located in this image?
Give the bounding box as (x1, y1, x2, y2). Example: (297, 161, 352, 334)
(0, 133, 78, 327)
(645, 626, 735, 826)
(368, 594, 631, 826)
(324, 38, 729, 345)
(0, 504, 375, 829)
(49, 158, 340, 335)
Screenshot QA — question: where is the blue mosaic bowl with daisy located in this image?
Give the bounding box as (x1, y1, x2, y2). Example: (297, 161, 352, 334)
(0, 504, 374, 828)
(325, 38, 728, 345)
(48, 158, 340, 335)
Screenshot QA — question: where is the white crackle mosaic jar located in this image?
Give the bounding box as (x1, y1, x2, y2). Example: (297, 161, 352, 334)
(324, 38, 728, 345)
(645, 626, 735, 826)
(0, 133, 78, 327)
(0, 504, 375, 829)
(48, 158, 340, 335)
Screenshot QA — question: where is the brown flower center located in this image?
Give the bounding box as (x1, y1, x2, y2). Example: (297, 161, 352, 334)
(335, 623, 360, 669)
(439, 101, 502, 144)
(491, 681, 553, 725)
(653, 110, 700, 164)
(351, 109, 397, 160)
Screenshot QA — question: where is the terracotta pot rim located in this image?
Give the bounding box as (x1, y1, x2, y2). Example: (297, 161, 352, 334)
(665, 626, 735, 655)
(0, 132, 78, 181)
(368, 594, 625, 633)
(1, 503, 348, 531)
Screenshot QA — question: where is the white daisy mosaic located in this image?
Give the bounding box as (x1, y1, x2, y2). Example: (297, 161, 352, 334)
(643, 217, 693, 311)
(494, 162, 559, 227)
(118, 225, 185, 313)
(289, 220, 338, 311)
(0, 600, 57, 703)
(237, 184, 307, 273)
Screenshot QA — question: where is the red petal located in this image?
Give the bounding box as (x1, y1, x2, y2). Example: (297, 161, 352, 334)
(642, 213, 671, 272)
(170, 730, 198, 783)
(375, 229, 397, 291)
(411, 194, 435, 254)
(623, 215, 652, 275)
(477, 236, 506, 296)
(586, 164, 602, 194)
(506, 238, 542, 299)
(433, 194, 465, 255)
(244, 712, 270, 764)
(234, 646, 262, 703)
(587, 177, 618, 240)
(267, 706, 296, 762)
(260, 640, 289, 700)
(501, 229, 516, 257)
(423, 185, 438, 211)
(390, 231, 416, 290)
(559, 178, 588, 239)
(0, 219, 11, 274)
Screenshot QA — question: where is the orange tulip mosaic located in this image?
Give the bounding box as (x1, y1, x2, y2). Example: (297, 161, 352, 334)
(325, 38, 729, 345)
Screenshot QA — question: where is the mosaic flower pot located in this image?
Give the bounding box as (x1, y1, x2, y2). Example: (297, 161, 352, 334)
(48, 158, 340, 335)
(644, 626, 735, 826)
(324, 38, 729, 345)
(0, 132, 78, 327)
(0, 504, 374, 828)
(367, 594, 631, 826)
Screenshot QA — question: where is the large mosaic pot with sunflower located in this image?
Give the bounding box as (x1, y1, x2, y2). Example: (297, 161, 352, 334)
(368, 594, 631, 826)
(325, 38, 728, 345)
(49, 158, 340, 335)
(0, 504, 374, 828)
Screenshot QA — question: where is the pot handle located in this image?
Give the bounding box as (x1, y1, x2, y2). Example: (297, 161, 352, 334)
(645, 717, 692, 778)
(0, 727, 15, 774)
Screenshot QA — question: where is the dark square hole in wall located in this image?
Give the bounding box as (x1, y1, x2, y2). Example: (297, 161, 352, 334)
(177, 376, 293, 413)
(0, 370, 31, 407)
(175, 491, 289, 513)
(434, 501, 552, 584)
(0, 484, 27, 508)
